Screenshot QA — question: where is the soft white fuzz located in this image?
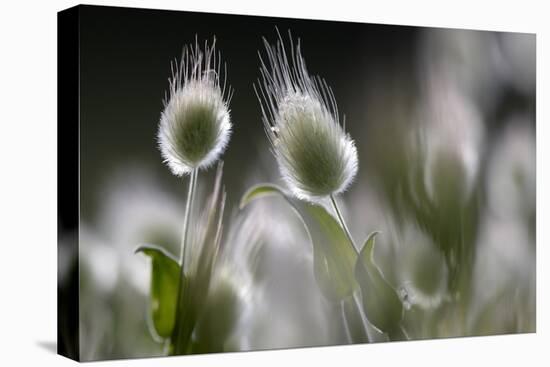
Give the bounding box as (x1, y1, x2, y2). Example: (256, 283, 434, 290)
(158, 38, 232, 176)
(256, 32, 358, 202)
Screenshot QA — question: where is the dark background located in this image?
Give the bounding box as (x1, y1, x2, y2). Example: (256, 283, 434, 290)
(79, 4, 421, 221)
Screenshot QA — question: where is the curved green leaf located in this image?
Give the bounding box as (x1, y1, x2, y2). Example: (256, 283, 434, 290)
(305, 204, 358, 301)
(135, 244, 181, 339)
(355, 232, 403, 336)
(240, 183, 357, 301)
(239, 183, 286, 209)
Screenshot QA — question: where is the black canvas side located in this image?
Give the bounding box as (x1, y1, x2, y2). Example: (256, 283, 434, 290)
(57, 5, 80, 362)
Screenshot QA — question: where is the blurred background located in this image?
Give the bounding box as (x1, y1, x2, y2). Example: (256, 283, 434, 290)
(59, 5, 535, 360)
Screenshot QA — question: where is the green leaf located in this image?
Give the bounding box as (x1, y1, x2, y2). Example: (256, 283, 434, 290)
(355, 232, 403, 336)
(241, 183, 358, 301)
(305, 204, 358, 301)
(239, 183, 286, 209)
(135, 244, 181, 339)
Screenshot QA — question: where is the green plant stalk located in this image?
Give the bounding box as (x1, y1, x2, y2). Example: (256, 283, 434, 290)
(342, 297, 370, 343)
(340, 300, 353, 343)
(171, 169, 198, 354)
(329, 194, 373, 342)
(388, 324, 409, 342)
(330, 195, 358, 254)
(353, 292, 375, 342)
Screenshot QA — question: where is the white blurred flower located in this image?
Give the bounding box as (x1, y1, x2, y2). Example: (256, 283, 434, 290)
(80, 227, 120, 293)
(417, 75, 485, 203)
(226, 176, 332, 349)
(487, 116, 535, 220)
(469, 117, 535, 329)
(396, 224, 448, 310)
(95, 169, 184, 294)
(419, 29, 503, 109)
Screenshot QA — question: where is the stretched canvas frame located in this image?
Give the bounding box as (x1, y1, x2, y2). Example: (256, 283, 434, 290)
(58, 4, 536, 362)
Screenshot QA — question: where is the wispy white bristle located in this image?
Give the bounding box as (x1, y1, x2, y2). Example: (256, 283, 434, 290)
(255, 31, 359, 201)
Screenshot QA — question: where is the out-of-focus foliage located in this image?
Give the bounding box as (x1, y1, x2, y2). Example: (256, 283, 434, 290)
(135, 165, 245, 355)
(241, 184, 358, 301)
(192, 276, 240, 353)
(240, 184, 408, 342)
(355, 232, 404, 339)
(356, 29, 535, 340)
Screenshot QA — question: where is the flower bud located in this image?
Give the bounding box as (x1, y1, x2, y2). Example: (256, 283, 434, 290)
(256, 34, 358, 202)
(158, 39, 232, 176)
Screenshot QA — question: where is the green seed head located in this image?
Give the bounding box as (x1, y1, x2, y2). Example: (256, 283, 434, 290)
(158, 39, 232, 176)
(275, 93, 358, 200)
(256, 33, 358, 201)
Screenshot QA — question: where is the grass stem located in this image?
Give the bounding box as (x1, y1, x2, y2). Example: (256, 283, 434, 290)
(329, 194, 358, 254)
(329, 194, 376, 343)
(180, 169, 198, 267)
(340, 300, 353, 344)
(171, 169, 198, 354)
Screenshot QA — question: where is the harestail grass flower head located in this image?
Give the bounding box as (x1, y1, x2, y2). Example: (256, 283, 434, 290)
(255, 33, 358, 202)
(158, 38, 232, 176)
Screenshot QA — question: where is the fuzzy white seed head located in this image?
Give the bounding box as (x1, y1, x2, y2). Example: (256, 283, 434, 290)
(255, 33, 358, 202)
(158, 38, 232, 176)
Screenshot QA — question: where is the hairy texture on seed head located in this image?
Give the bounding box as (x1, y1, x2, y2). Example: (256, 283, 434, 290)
(158, 38, 232, 176)
(255, 31, 358, 201)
